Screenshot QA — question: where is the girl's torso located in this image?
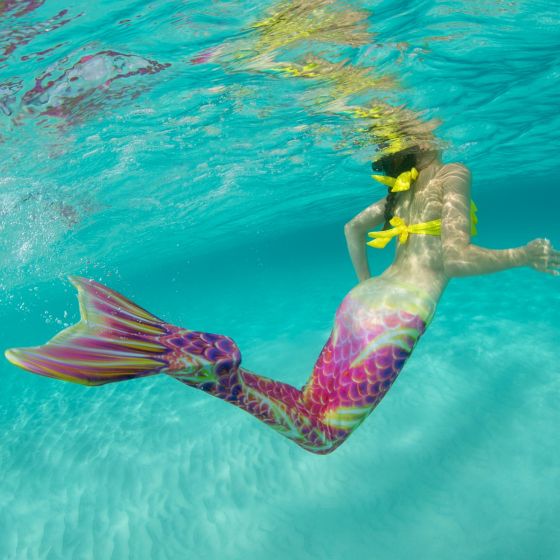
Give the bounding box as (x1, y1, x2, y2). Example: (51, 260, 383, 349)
(348, 160, 469, 317)
(378, 160, 458, 302)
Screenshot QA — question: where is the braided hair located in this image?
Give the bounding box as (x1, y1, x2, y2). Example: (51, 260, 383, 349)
(372, 149, 418, 230)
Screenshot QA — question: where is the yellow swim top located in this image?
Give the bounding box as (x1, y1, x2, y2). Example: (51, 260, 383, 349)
(368, 169, 478, 249)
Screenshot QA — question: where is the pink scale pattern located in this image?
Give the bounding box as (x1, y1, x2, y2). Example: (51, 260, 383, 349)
(5, 277, 430, 455)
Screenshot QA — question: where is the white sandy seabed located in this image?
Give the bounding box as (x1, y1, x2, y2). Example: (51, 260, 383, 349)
(0, 244, 559, 560)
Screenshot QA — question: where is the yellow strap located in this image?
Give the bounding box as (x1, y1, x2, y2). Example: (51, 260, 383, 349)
(367, 216, 441, 249)
(367, 199, 478, 249)
(371, 167, 418, 192)
(470, 199, 478, 236)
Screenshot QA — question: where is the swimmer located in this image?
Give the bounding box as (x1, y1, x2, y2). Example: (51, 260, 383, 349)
(5, 145, 558, 454)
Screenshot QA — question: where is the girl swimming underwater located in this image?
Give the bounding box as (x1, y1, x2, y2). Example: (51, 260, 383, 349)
(5, 146, 559, 454)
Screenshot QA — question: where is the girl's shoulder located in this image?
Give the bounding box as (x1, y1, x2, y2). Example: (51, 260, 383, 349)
(438, 162, 471, 177)
(433, 163, 472, 193)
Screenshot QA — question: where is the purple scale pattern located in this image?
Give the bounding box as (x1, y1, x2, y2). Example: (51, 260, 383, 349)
(6, 277, 430, 455)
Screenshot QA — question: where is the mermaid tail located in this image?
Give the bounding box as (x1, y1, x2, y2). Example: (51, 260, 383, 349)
(4, 276, 240, 386)
(5, 276, 169, 385)
(5, 276, 433, 454)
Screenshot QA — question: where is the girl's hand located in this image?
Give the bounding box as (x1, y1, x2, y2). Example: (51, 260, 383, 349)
(524, 238, 560, 276)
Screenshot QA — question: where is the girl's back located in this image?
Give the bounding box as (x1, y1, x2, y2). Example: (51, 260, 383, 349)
(380, 160, 470, 299)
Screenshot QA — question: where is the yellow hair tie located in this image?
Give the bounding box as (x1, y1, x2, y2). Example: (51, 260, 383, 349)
(371, 167, 418, 192)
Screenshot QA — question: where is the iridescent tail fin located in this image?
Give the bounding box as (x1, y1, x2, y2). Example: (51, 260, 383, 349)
(5, 276, 171, 386)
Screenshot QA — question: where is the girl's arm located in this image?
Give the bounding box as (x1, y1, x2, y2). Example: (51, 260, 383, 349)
(345, 198, 386, 282)
(441, 163, 560, 278)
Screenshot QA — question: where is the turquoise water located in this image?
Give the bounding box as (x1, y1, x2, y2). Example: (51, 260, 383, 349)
(1, 1, 559, 558)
